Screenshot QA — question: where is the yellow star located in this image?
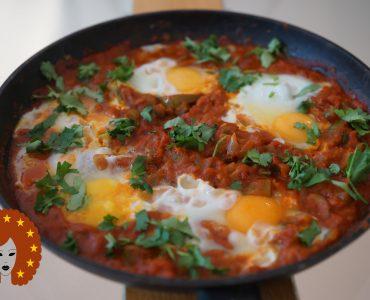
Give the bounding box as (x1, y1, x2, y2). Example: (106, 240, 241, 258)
(30, 244, 38, 252)
(17, 270, 24, 278)
(16, 218, 24, 227)
(26, 259, 34, 267)
(3, 215, 11, 223)
(26, 229, 34, 238)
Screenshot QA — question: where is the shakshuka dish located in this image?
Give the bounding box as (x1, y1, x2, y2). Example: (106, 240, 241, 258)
(11, 35, 369, 279)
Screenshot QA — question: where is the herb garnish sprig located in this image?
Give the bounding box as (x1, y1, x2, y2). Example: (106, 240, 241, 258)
(164, 117, 216, 151)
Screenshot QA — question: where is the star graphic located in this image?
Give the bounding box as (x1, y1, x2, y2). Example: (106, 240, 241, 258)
(26, 229, 35, 238)
(17, 270, 24, 278)
(26, 259, 34, 267)
(16, 218, 24, 227)
(30, 244, 38, 252)
(3, 215, 11, 223)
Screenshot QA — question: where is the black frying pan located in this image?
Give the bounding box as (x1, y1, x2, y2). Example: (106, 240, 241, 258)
(0, 10, 369, 299)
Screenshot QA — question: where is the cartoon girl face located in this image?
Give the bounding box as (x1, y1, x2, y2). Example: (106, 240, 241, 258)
(0, 238, 17, 277)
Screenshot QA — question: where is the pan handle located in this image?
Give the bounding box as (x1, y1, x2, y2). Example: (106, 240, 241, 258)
(196, 284, 261, 300)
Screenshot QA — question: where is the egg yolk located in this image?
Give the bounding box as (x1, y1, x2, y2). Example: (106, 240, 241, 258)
(64, 178, 148, 227)
(166, 66, 205, 93)
(272, 112, 314, 145)
(226, 195, 282, 233)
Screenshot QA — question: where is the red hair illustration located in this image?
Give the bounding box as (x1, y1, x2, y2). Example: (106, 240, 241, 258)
(0, 209, 42, 285)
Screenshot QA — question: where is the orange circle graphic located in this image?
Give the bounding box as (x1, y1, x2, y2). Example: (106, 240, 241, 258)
(0, 209, 42, 285)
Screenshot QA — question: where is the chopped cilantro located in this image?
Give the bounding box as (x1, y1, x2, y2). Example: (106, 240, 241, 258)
(329, 163, 340, 175)
(331, 146, 370, 203)
(107, 56, 134, 82)
(294, 122, 320, 145)
(140, 106, 153, 122)
(65, 176, 88, 211)
(294, 83, 321, 98)
(107, 118, 136, 143)
(230, 181, 242, 191)
(268, 91, 276, 98)
(40, 61, 64, 92)
(98, 214, 118, 231)
(183, 35, 230, 63)
(335, 108, 370, 136)
(134, 210, 150, 231)
(77, 62, 100, 81)
(34, 161, 87, 214)
(164, 117, 216, 151)
(59, 92, 88, 116)
(283, 153, 330, 190)
(104, 233, 117, 257)
(27, 111, 59, 140)
(26, 124, 84, 154)
(298, 220, 321, 246)
(73, 86, 104, 103)
(135, 227, 170, 248)
(219, 67, 259, 92)
(61, 231, 78, 254)
(242, 149, 272, 167)
(129, 156, 153, 194)
(297, 99, 313, 114)
(250, 38, 283, 68)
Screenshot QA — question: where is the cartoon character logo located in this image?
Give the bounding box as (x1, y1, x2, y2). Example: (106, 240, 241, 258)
(0, 209, 42, 285)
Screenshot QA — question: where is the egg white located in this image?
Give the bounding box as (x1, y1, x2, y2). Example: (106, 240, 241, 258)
(127, 58, 179, 96)
(222, 74, 322, 129)
(151, 174, 281, 267)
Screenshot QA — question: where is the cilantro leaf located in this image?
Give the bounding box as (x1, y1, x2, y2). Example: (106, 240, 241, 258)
(297, 100, 313, 114)
(27, 111, 59, 140)
(131, 156, 147, 178)
(346, 145, 370, 184)
(98, 214, 118, 231)
(135, 227, 170, 248)
(26, 124, 84, 154)
(134, 210, 150, 231)
(230, 181, 242, 191)
(61, 231, 78, 254)
(329, 163, 340, 175)
(331, 146, 369, 203)
(47, 124, 84, 153)
(250, 38, 283, 68)
(219, 67, 259, 92)
(140, 106, 153, 122)
(294, 122, 320, 145)
(40, 61, 64, 92)
(177, 245, 219, 278)
(107, 56, 134, 82)
(73, 86, 104, 103)
(184, 35, 230, 63)
(242, 149, 272, 167)
(34, 190, 64, 214)
(283, 153, 330, 190)
(104, 233, 117, 257)
(59, 92, 88, 116)
(77, 62, 100, 81)
(335, 108, 370, 136)
(164, 117, 216, 151)
(34, 161, 86, 214)
(107, 118, 136, 143)
(160, 217, 194, 239)
(294, 83, 321, 98)
(298, 220, 321, 246)
(66, 177, 88, 211)
(129, 156, 153, 194)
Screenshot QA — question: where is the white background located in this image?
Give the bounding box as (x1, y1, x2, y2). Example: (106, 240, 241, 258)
(0, 1, 369, 299)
